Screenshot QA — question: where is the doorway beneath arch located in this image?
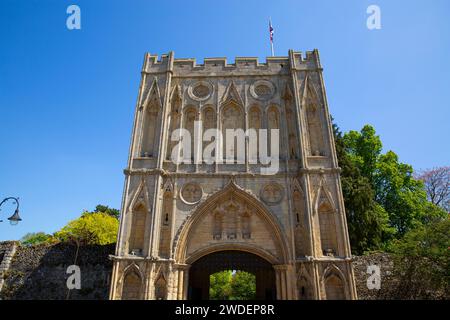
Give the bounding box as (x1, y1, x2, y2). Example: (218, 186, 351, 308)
(188, 250, 276, 300)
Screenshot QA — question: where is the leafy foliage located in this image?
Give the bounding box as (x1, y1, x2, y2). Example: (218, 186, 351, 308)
(209, 270, 232, 300)
(54, 212, 118, 245)
(334, 123, 447, 254)
(209, 270, 256, 300)
(388, 218, 450, 299)
(334, 123, 394, 254)
(230, 271, 256, 300)
(20, 232, 56, 245)
(93, 204, 120, 219)
(19, 205, 120, 246)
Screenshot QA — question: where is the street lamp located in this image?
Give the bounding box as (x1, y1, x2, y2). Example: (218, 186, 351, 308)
(0, 197, 22, 226)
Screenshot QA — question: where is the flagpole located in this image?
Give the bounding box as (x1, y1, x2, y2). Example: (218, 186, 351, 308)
(269, 17, 274, 57)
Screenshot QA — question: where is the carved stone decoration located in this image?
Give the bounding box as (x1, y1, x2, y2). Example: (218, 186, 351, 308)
(249, 80, 275, 101)
(154, 274, 167, 300)
(303, 76, 325, 156)
(249, 105, 262, 129)
(188, 81, 213, 101)
(203, 106, 216, 130)
(260, 183, 284, 205)
(180, 182, 203, 205)
(314, 183, 338, 256)
(208, 192, 253, 241)
(121, 267, 143, 300)
(212, 211, 223, 240)
(221, 102, 244, 161)
(166, 86, 182, 160)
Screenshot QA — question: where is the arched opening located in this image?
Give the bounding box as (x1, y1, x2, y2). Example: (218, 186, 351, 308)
(248, 105, 262, 163)
(318, 202, 338, 256)
(174, 182, 291, 300)
(297, 276, 311, 300)
(183, 106, 197, 162)
(202, 106, 216, 158)
(324, 274, 345, 300)
(141, 103, 160, 157)
(293, 186, 308, 257)
(158, 192, 173, 258)
(188, 250, 276, 300)
(166, 91, 181, 160)
(121, 270, 142, 300)
(285, 105, 299, 159)
(128, 202, 147, 255)
(316, 188, 338, 256)
(221, 102, 244, 162)
(154, 275, 167, 300)
(267, 105, 281, 158)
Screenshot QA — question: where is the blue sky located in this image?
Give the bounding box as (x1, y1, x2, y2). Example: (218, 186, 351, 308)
(0, 0, 449, 240)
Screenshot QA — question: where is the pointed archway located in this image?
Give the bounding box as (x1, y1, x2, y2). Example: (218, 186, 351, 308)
(174, 179, 290, 264)
(173, 179, 291, 300)
(188, 250, 276, 300)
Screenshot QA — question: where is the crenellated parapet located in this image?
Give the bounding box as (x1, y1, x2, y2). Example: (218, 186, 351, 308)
(142, 50, 321, 77)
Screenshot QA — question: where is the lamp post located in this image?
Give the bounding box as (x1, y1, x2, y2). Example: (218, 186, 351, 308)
(0, 197, 22, 226)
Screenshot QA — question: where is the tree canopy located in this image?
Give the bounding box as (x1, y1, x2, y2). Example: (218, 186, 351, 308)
(334, 123, 447, 254)
(388, 218, 449, 299)
(20, 232, 55, 246)
(54, 211, 118, 245)
(209, 270, 256, 300)
(416, 167, 450, 212)
(19, 205, 120, 246)
(334, 123, 394, 254)
(92, 204, 120, 219)
(209, 270, 232, 300)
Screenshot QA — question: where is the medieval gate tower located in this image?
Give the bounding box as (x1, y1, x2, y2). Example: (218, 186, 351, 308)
(109, 50, 358, 300)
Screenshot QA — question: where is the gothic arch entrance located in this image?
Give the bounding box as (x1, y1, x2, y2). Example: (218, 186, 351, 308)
(173, 181, 293, 300)
(188, 250, 276, 300)
(174, 181, 291, 264)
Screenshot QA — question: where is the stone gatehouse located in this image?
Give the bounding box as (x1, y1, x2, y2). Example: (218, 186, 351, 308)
(109, 50, 358, 300)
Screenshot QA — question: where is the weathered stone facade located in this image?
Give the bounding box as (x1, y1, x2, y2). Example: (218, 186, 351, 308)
(109, 50, 357, 300)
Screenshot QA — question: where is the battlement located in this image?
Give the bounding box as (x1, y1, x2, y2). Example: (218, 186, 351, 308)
(142, 50, 321, 75)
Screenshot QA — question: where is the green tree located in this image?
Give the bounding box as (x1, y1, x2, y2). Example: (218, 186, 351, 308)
(93, 204, 120, 219)
(230, 271, 256, 300)
(343, 125, 382, 184)
(334, 123, 394, 254)
(388, 218, 450, 299)
(20, 232, 56, 245)
(342, 124, 446, 238)
(209, 270, 256, 300)
(54, 212, 118, 245)
(209, 270, 232, 300)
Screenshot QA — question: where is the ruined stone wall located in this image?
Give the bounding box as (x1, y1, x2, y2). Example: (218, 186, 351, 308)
(0, 242, 114, 300)
(0, 241, 18, 293)
(352, 253, 397, 300)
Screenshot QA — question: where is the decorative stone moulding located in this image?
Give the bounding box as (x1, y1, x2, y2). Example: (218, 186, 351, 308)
(249, 80, 275, 101)
(260, 182, 284, 205)
(188, 81, 213, 101)
(180, 182, 203, 205)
